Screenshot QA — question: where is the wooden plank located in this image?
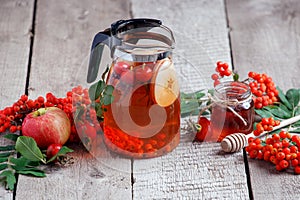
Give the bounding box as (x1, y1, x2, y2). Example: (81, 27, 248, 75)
(0, 0, 33, 107)
(131, 0, 249, 199)
(0, 0, 34, 198)
(227, 0, 300, 199)
(15, 0, 132, 199)
(17, 144, 132, 200)
(227, 0, 300, 92)
(133, 143, 249, 199)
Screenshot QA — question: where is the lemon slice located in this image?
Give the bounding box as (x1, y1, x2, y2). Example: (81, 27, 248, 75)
(151, 59, 179, 107)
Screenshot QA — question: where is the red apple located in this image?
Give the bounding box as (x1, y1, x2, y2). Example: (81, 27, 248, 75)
(22, 107, 71, 149)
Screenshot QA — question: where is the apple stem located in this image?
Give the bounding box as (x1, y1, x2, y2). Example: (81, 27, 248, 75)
(35, 108, 47, 116)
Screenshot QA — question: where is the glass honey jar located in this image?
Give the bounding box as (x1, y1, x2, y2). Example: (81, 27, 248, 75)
(209, 81, 255, 142)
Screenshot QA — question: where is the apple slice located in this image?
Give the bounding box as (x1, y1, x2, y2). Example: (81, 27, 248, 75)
(151, 58, 179, 107)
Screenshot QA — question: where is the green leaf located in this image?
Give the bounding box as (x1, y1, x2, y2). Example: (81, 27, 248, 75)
(279, 103, 292, 113)
(277, 87, 292, 110)
(74, 105, 85, 121)
(180, 91, 204, 100)
(255, 109, 275, 119)
(17, 168, 46, 177)
(195, 92, 205, 99)
(180, 90, 206, 117)
(0, 145, 15, 151)
(96, 108, 104, 118)
(10, 157, 30, 168)
(295, 106, 300, 116)
(290, 128, 300, 133)
(4, 134, 19, 142)
(15, 136, 46, 164)
(104, 85, 114, 95)
(0, 164, 7, 171)
(0, 170, 16, 190)
(0, 152, 13, 158)
(286, 88, 300, 108)
(102, 95, 114, 105)
(263, 105, 291, 119)
(233, 72, 239, 81)
(0, 157, 8, 163)
(180, 100, 200, 117)
(89, 80, 105, 101)
(47, 146, 73, 163)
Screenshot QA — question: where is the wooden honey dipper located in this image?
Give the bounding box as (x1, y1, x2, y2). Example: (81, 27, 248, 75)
(221, 115, 300, 153)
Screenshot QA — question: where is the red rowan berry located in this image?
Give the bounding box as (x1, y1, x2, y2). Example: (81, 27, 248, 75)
(20, 94, 28, 102)
(272, 133, 280, 141)
(9, 126, 17, 133)
(294, 166, 300, 174)
(276, 164, 283, 171)
(291, 159, 299, 167)
(276, 152, 285, 161)
(290, 146, 298, 153)
(282, 147, 291, 155)
(279, 160, 289, 169)
(211, 73, 219, 81)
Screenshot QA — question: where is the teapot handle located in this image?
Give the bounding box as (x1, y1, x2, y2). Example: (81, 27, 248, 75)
(87, 28, 111, 83)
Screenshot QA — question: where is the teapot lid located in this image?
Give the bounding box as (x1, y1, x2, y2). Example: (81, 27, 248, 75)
(111, 19, 162, 35)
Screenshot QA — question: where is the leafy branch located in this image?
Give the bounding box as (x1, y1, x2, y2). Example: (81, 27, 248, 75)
(180, 90, 208, 117)
(75, 66, 114, 122)
(254, 87, 300, 132)
(0, 135, 73, 190)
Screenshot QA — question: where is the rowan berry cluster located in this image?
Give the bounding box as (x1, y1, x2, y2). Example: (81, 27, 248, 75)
(0, 94, 37, 134)
(72, 86, 102, 144)
(211, 61, 232, 87)
(246, 132, 300, 174)
(253, 117, 280, 136)
(0, 85, 97, 143)
(248, 71, 279, 109)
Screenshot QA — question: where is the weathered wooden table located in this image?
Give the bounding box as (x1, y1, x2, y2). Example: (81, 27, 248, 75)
(1, 0, 300, 199)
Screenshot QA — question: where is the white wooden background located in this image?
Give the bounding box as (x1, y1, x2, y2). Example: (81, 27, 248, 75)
(0, 0, 300, 199)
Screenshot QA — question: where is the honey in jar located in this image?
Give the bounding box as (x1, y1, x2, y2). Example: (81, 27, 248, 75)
(209, 81, 254, 142)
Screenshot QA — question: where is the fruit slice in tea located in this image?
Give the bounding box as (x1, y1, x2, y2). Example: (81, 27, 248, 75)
(151, 59, 179, 107)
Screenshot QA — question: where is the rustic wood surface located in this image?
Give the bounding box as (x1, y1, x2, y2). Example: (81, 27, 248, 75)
(227, 0, 300, 199)
(14, 0, 132, 199)
(131, 0, 248, 199)
(0, 0, 300, 199)
(0, 0, 34, 199)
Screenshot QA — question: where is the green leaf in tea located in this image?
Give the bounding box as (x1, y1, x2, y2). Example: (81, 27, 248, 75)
(102, 94, 114, 105)
(74, 105, 85, 121)
(104, 85, 114, 96)
(89, 80, 105, 101)
(15, 136, 46, 164)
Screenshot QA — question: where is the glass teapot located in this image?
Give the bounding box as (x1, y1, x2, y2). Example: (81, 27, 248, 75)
(87, 19, 180, 158)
